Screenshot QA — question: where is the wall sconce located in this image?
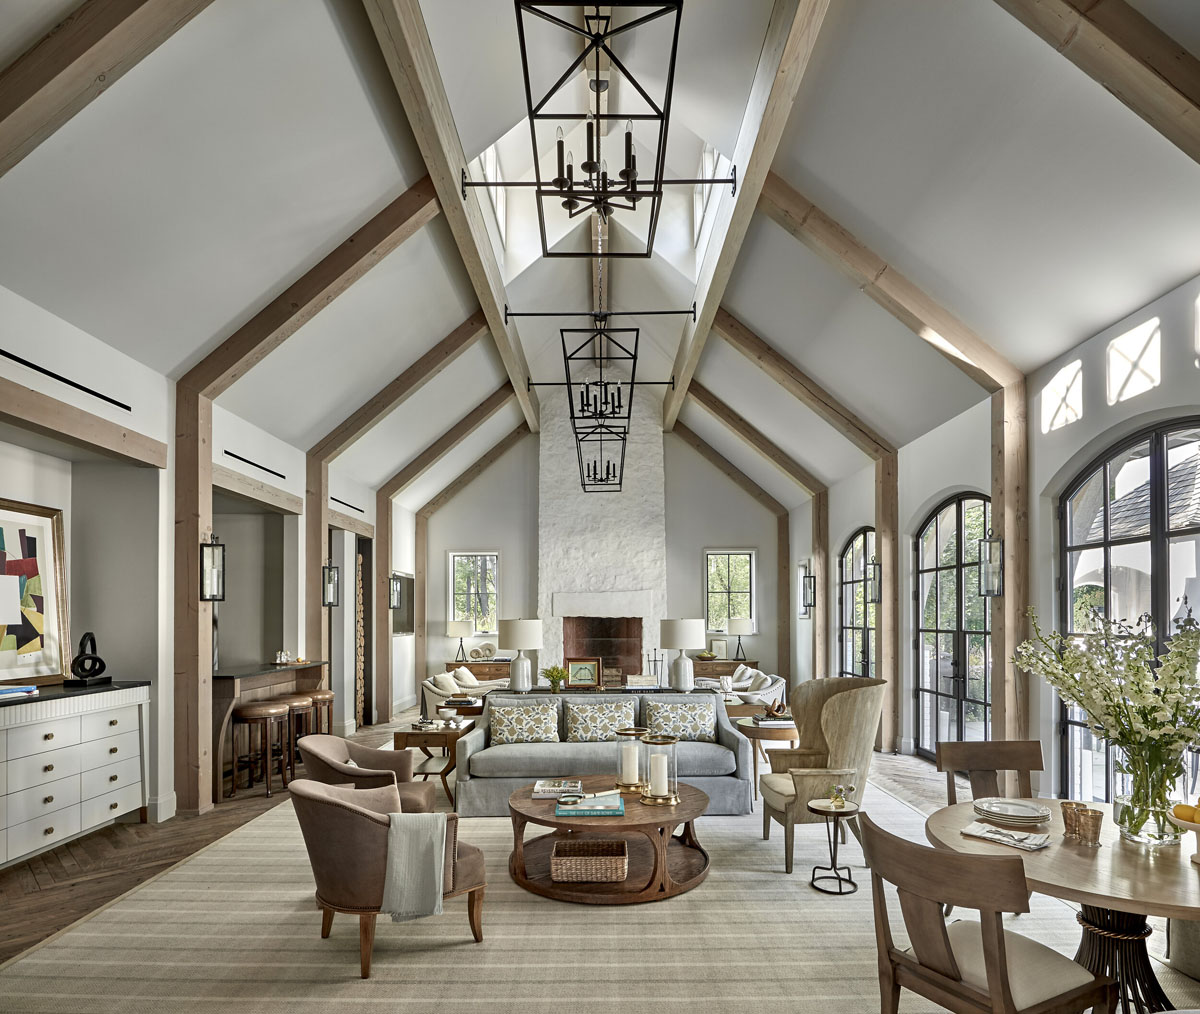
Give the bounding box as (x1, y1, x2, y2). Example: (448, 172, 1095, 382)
(979, 528, 1003, 597)
(802, 574, 816, 617)
(389, 572, 404, 610)
(865, 555, 881, 604)
(200, 533, 225, 602)
(322, 560, 339, 608)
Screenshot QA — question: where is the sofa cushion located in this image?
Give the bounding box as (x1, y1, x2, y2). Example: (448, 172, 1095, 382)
(469, 740, 735, 778)
(565, 700, 637, 742)
(431, 672, 458, 695)
(732, 663, 752, 683)
(645, 699, 717, 742)
(747, 672, 772, 692)
(455, 666, 480, 687)
(489, 704, 559, 745)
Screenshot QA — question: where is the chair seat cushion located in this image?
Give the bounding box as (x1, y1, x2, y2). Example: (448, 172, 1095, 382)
(942, 919, 1095, 1009)
(397, 780, 437, 813)
(760, 772, 797, 811)
(469, 740, 736, 778)
(308, 689, 335, 702)
(450, 841, 486, 893)
(233, 701, 289, 719)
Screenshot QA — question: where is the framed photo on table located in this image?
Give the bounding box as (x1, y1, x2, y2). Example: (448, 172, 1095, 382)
(564, 657, 602, 689)
(0, 498, 69, 685)
(709, 638, 728, 660)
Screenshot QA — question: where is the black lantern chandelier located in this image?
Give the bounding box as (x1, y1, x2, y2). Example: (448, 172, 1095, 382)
(462, 2, 735, 258)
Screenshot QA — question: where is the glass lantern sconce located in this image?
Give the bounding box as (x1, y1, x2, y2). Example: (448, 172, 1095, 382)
(864, 555, 881, 604)
(322, 560, 339, 608)
(799, 562, 816, 619)
(389, 572, 403, 610)
(200, 533, 225, 602)
(979, 528, 1003, 597)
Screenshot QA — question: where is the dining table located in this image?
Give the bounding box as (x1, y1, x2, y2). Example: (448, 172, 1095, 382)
(926, 797, 1200, 1013)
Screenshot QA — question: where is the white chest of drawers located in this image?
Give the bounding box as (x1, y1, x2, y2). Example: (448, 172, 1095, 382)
(0, 683, 149, 867)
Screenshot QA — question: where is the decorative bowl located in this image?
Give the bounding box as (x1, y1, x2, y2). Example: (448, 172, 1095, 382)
(437, 708, 455, 721)
(1167, 812, 1200, 865)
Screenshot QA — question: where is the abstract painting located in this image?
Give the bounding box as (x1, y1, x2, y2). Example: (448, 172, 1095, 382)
(0, 498, 68, 683)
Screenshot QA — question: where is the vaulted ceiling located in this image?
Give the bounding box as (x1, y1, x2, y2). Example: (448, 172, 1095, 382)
(2, 0, 1199, 511)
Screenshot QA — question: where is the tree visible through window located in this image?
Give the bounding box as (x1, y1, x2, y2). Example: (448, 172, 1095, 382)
(450, 552, 498, 634)
(706, 551, 754, 633)
(839, 528, 876, 677)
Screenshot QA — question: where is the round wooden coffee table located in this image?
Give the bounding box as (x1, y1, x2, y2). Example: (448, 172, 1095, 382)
(508, 775, 710, 905)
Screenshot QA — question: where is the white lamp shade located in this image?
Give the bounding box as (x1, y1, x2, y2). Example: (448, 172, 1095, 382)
(727, 618, 754, 636)
(446, 621, 474, 638)
(660, 618, 706, 650)
(0, 574, 22, 626)
(499, 618, 543, 650)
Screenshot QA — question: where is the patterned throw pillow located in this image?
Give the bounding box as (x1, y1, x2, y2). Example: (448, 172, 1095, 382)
(489, 704, 560, 745)
(565, 701, 637, 742)
(645, 699, 717, 742)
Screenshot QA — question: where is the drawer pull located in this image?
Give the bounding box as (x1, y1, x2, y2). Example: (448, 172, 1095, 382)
(109, 719, 118, 727)
(109, 774, 118, 783)
(44, 763, 54, 772)
(43, 795, 53, 804)
(44, 732, 54, 741)
(44, 826, 54, 836)
(109, 747, 118, 754)
(109, 802, 119, 810)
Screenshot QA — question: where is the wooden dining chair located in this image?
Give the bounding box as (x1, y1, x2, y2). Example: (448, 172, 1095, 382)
(935, 740, 1044, 804)
(858, 813, 1116, 1014)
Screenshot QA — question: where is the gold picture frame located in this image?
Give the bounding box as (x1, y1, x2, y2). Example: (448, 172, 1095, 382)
(0, 497, 69, 685)
(564, 656, 602, 689)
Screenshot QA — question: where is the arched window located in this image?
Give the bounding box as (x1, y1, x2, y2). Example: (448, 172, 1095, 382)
(914, 494, 992, 760)
(1059, 419, 1200, 800)
(838, 527, 876, 678)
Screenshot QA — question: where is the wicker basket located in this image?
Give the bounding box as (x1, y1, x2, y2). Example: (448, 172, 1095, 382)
(550, 839, 629, 883)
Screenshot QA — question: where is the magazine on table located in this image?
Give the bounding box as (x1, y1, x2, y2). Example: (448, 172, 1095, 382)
(532, 779, 582, 799)
(555, 796, 625, 817)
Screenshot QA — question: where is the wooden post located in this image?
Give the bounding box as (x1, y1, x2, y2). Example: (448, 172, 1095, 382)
(374, 491, 392, 723)
(811, 489, 828, 679)
(305, 455, 329, 680)
(414, 511, 428, 694)
(777, 512, 791, 683)
(874, 452, 899, 752)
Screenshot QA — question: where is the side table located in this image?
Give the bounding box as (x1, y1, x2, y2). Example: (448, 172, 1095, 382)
(735, 717, 798, 803)
(393, 720, 473, 805)
(807, 798, 859, 895)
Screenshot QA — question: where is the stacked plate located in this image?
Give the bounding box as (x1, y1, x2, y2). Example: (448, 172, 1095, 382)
(973, 797, 1051, 826)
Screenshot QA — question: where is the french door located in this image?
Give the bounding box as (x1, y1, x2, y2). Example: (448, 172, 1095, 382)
(914, 495, 992, 760)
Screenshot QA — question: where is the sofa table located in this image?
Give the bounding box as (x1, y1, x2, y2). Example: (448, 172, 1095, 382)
(393, 721, 473, 805)
(508, 776, 710, 905)
(736, 717, 798, 802)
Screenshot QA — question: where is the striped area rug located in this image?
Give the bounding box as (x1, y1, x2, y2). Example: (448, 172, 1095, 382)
(1, 783, 1198, 1013)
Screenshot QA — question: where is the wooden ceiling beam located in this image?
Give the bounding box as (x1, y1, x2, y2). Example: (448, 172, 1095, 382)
(662, 0, 831, 430)
(364, 0, 540, 432)
(0, 0, 215, 179)
(671, 421, 787, 517)
(994, 0, 1200, 168)
(180, 175, 439, 399)
(713, 307, 895, 459)
(418, 422, 531, 517)
(687, 380, 825, 496)
(758, 171, 1020, 393)
(308, 308, 488, 462)
(379, 382, 514, 500)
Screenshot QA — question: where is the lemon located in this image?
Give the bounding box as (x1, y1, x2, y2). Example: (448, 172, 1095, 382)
(1174, 804, 1196, 823)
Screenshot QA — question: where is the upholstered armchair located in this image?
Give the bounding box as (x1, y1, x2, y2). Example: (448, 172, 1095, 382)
(421, 671, 509, 717)
(730, 672, 787, 707)
(298, 734, 436, 814)
(760, 677, 886, 872)
(290, 779, 485, 978)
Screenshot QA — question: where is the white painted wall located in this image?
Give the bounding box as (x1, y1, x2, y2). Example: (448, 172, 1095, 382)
(211, 404, 307, 500)
(664, 434, 780, 675)
(328, 468, 376, 528)
(209, 513, 284, 667)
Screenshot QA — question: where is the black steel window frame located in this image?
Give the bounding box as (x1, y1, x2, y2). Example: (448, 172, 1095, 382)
(838, 527, 875, 678)
(704, 550, 755, 634)
(449, 552, 500, 634)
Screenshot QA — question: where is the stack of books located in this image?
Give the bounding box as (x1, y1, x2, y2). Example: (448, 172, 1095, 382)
(753, 712, 795, 727)
(555, 794, 625, 817)
(532, 779, 582, 799)
(0, 685, 39, 700)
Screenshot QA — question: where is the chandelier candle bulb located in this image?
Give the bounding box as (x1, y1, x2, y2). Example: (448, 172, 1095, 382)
(555, 126, 566, 183)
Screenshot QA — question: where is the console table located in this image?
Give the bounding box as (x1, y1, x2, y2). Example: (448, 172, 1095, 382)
(211, 661, 327, 805)
(445, 660, 510, 680)
(692, 659, 757, 679)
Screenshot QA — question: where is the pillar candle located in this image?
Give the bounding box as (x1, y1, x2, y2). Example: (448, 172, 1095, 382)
(621, 742, 639, 784)
(650, 752, 668, 797)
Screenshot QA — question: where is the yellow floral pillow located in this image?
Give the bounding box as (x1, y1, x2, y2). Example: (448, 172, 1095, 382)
(645, 700, 717, 742)
(489, 704, 560, 744)
(565, 701, 637, 742)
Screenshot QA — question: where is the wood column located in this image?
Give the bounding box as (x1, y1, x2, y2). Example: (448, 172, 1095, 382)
(811, 489, 828, 679)
(874, 452, 899, 752)
(777, 512, 791, 683)
(990, 380, 1030, 743)
(414, 511, 428, 695)
(305, 455, 329, 681)
(173, 386, 213, 814)
(374, 491, 392, 723)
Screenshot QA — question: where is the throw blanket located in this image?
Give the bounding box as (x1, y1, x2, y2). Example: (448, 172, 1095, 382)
(381, 812, 447, 922)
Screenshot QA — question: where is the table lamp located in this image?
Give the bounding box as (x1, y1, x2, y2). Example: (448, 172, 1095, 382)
(499, 619, 542, 693)
(727, 618, 753, 660)
(446, 621, 473, 662)
(660, 619, 706, 692)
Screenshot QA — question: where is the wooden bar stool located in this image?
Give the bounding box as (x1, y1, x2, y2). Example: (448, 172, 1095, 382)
(272, 693, 315, 780)
(229, 701, 289, 798)
(309, 688, 335, 735)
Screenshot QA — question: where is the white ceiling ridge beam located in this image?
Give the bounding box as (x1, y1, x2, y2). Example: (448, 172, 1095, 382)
(418, 421, 531, 518)
(757, 171, 1022, 393)
(364, 0, 540, 432)
(993, 0, 1200, 168)
(662, 0, 832, 431)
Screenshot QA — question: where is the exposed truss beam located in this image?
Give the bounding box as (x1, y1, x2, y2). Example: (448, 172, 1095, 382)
(662, 0, 831, 429)
(687, 380, 825, 496)
(0, 0, 215, 179)
(419, 422, 531, 517)
(670, 422, 787, 517)
(181, 176, 439, 399)
(713, 307, 894, 459)
(758, 171, 1020, 393)
(810, 489, 828, 678)
(874, 451, 899, 752)
(364, 0, 540, 432)
(994, 0, 1200, 168)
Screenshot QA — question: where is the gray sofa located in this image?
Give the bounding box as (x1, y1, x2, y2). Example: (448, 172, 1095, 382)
(454, 692, 753, 817)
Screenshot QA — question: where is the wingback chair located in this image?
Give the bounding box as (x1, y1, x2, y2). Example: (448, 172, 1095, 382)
(298, 735, 436, 814)
(290, 779, 485, 979)
(760, 676, 886, 873)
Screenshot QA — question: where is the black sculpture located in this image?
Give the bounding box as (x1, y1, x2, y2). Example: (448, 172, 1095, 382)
(68, 631, 110, 686)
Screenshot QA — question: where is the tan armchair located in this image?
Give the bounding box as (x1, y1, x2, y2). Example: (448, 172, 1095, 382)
(298, 734, 436, 814)
(290, 779, 485, 978)
(760, 676, 886, 872)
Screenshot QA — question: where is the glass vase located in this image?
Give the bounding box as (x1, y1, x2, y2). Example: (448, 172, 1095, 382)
(1113, 743, 1184, 847)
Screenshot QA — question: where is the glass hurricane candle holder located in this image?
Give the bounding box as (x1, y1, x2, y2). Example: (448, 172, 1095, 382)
(615, 727, 648, 793)
(640, 735, 679, 806)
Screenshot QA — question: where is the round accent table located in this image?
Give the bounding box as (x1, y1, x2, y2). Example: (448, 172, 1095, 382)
(807, 798, 859, 895)
(508, 775, 710, 905)
(735, 717, 798, 802)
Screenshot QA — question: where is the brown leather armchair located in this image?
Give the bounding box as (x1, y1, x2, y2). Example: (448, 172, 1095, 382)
(298, 734, 436, 813)
(290, 779, 485, 978)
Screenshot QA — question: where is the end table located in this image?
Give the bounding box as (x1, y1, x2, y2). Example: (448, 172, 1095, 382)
(807, 798, 859, 895)
(393, 720, 473, 805)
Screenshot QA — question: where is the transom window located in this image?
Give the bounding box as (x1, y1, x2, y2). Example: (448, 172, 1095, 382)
(838, 527, 876, 677)
(449, 552, 498, 634)
(705, 550, 754, 633)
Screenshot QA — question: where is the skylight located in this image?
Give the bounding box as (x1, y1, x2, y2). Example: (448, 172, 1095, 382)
(1041, 359, 1083, 434)
(1106, 318, 1160, 406)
